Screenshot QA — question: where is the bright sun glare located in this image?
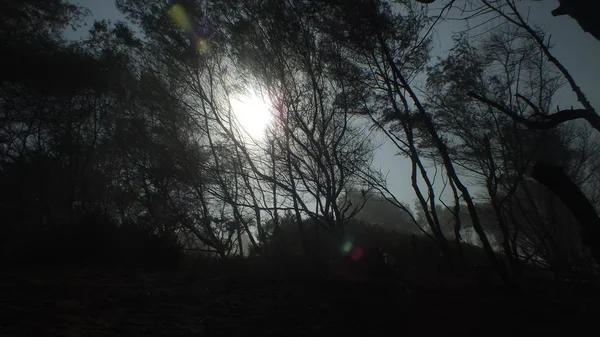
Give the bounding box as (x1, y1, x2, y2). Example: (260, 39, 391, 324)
(230, 92, 273, 140)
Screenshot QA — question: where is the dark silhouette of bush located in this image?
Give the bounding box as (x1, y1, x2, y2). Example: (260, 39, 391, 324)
(255, 217, 502, 287)
(0, 213, 183, 269)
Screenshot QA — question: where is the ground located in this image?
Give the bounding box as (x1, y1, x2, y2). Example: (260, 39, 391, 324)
(0, 266, 597, 336)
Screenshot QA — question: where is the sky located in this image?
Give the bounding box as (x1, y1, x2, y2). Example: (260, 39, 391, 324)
(374, 0, 600, 207)
(67, 0, 600, 209)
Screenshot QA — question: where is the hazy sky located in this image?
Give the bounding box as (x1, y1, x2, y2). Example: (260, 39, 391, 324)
(68, 0, 600, 208)
(378, 0, 600, 206)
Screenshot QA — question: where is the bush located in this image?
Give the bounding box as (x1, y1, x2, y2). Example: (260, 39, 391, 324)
(258, 218, 497, 283)
(0, 214, 183, 269)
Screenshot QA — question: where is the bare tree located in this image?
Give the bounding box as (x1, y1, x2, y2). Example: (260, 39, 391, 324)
(219, 0, 378, 249)
(306, 0, 518, 280)
(455, 0, 600, 267)
(413, 0, 600, 41)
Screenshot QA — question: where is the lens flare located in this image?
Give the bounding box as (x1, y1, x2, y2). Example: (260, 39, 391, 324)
(168, 2, 215, 54)
(342, 241, 353, 254)
(194, 37, 210, 53)
(167, 4, 192, 32)
(350, 246, 364, 262)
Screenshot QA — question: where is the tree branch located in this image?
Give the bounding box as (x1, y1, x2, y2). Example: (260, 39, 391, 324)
(468, 92, 600, 133)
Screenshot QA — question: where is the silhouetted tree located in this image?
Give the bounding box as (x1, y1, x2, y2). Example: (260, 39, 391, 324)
(451, 0, 600, 269)
(221, 0, 377, 236)
(412, 1, 600, 41)
(0, 1, 192, 265)
(118, 0, 379, 257)
(302, 0, 517, 279)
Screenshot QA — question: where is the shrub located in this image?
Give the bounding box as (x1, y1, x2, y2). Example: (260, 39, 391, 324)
(0, 214, 183, 269)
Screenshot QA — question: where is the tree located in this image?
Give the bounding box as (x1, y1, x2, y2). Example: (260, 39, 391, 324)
(550, 0, 600, 40)
(456, 0, 600, 268)
(412, 1, 600, 41)
(304, 0, 518, 280)
(426, 27, 560, 271)
(0, 1, 190, 265)
(345, 189, 416, 233)
(221, 0, 379, 248)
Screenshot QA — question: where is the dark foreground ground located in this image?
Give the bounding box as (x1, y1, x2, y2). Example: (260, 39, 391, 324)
(0, 265, 597, 337)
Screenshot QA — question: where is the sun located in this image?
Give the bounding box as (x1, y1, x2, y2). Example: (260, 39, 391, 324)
(230, 91, 273, 140)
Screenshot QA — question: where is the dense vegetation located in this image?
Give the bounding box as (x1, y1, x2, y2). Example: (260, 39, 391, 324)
(1, 0, 599, 335)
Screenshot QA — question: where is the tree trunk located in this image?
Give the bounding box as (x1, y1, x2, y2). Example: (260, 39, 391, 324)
(551, 0, 600, 41)
(531, 161, 600, 266)
(373, 31, 512, 286)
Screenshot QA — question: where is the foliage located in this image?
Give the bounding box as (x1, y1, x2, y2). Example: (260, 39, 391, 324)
(1, 0, 598, 290)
